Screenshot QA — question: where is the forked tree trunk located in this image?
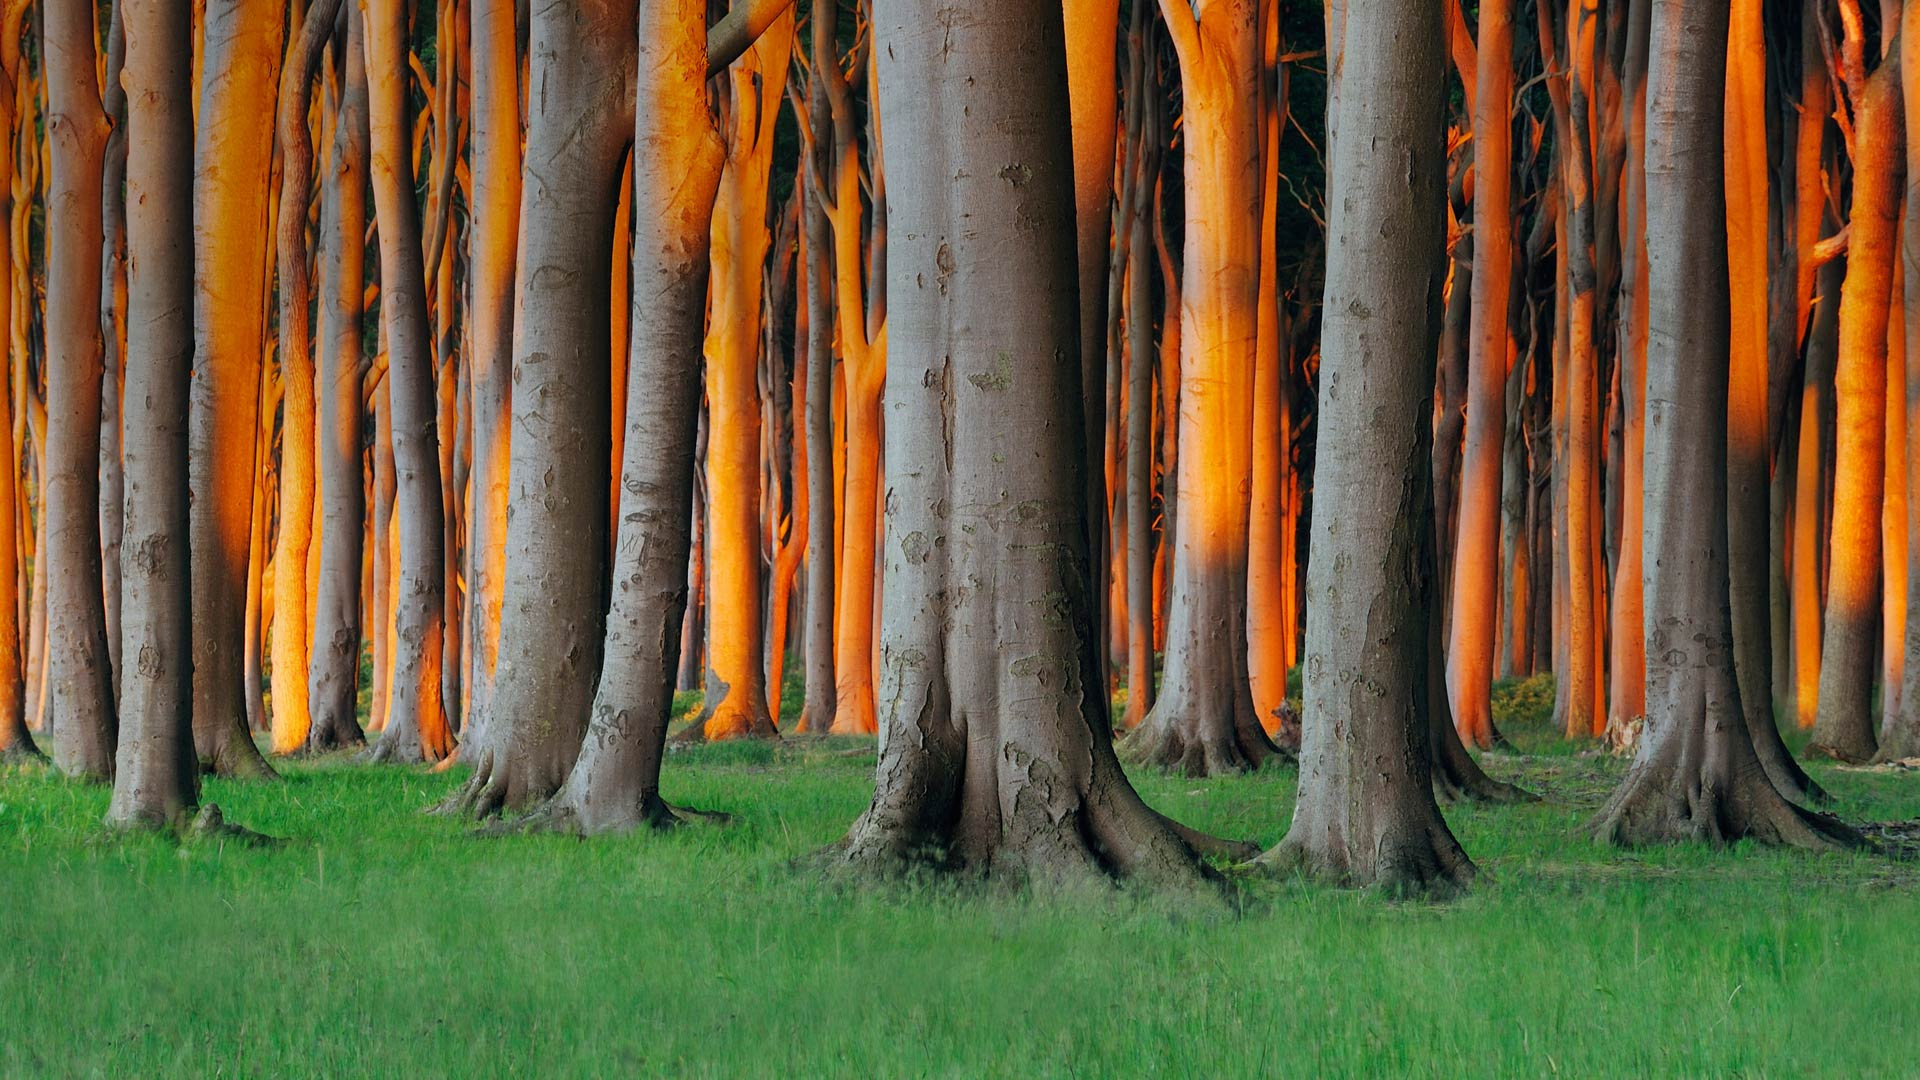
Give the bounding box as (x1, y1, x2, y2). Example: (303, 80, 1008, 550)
(1593, 0, 1857, 852)
(1257, 0, 1474, 896)
(825, 0, 1245, 887)
(0, 4, 36, 764)
(189, 0, 280, 780)
(511, 0, 723, 835)
(268, 0, 348, 755)
(1123, 0, 1281, 776)
(364, 0, 452, 764)
(1810, 52, 1904, 764)
(307, 5, 370, 753)
(107, 0, 198, 828)
(442, 0, 633, 810)
(43, 0, 117, 780)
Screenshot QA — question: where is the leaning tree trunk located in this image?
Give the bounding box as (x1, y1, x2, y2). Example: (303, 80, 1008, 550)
(107, 0, 198, 829)
(268, 0, 347, 756)
(1123, 0, 1281, 777)
(1257, 0, 1474, 896)
(1593, 0, 1857, 852)
(442, 0, 633, 810)
(1884, 2, 1920, 762)
(189, 0, 281, 781)
(512, 0, 724, 835)
(0, 4, 36, 764)
(1810, 52, 1905, 764)
(306, 3, 370, 753)
(43, 0, 118, 781)
(364, 0, 453, 764)
(823, 0, 1251, 887)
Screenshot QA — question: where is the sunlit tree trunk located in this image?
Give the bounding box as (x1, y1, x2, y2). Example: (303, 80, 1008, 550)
(1559, 0, 1602, 740)
(1261, 0, 1473, 895)
(98, 4, 126, 705)
(107, 0, 198, 827)
(1247, 0, 1290, 732)
(1810, 52, 1903, 764)
(363, 0, 452, 764)
(0, 3, 37, 764)
(190, 0, 281, 780)
(1887, 2, 1920, 760)
(308, 3, 370, 753)
(43, 0, 117, 780)
(368, 364, 395, 732)
(1789, 0, 1833, 732)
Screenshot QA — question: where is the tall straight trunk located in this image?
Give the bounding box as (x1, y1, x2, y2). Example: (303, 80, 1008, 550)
(308, 4, 369, 753)
(686, 13, 792, 743)
(99, 4, 127, 707)
(1124, 0, 1280, 776)
(1605, 0, 1649, 745)
(1888, 2, 1920, 760)
(245, 376, 274, 734)
(43, 0, 117, 780)
(1886, 247, 1908, 729)
(825, 0, 1240, 887)
(190, 0, 281, 780)
(461, 0, 517, 749)
(441, 0, 633, 809)
(1810, 53, 1904, 764)
(1247, 0, 1289, 731)
(1450, 0, 1517, 749)
(0, 2, 35, 763)
(514, 0, 723, 835)
(1261, 0, 1473, 895)
(794, 36, 837, 733)
(269, 0, 348, 755)
(1561, 0, 1602, 740)
(107, 0, 198, 828)
(1122, 116, 1158, 730)
(363, 0, 452, 764)
(1595, 0, 1854, 852)
(368, 367, 395, 732)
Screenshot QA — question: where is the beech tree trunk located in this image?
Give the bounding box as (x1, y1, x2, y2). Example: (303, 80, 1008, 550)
(1887, 0, 1920, 761)
(1810, 51, 1903, 764)
(824, 0, 1245, 887)
(1593, 0, 1856, 852)
(794, 16, 837, 734)
(107, 0, 198, 828)
(1258, 0, 1474, 895)
(44, 0, 117, 780)
(364, 0, 452, 764)
(1124, 0, 1280, 776)
(307, 4, 370, 753)
(0, 4, 37, 764)
(189, 0, 280, 780)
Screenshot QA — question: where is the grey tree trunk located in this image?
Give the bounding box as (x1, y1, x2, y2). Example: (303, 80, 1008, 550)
(795, 72, 837, 734)
(1593, 0, 1857, 851)
(307, 3, 370, 753)
(824, 0, 1250, 886)
(107, 0, 198, 829)
(442, 0, 632, 814)
(1889, 2, 1920, 761)
(43, 0, 118, 781)
(1257, 0, 1475, 895)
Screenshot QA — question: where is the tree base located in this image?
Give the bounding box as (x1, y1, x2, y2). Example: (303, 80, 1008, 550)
(1121, 697, 1287, 777)
(1592, 754, 1860, 851)
(1255, 823, 1476, 899)
(183, 804, 281, 847)
(200, 726, 280, 781)
(483, 791, 729, 838)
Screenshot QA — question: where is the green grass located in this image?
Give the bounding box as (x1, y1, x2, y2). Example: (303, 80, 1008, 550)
(4, 694, 1920, 1077)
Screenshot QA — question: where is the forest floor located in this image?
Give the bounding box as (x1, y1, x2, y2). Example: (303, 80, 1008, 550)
(5, 677, 1920, 1077)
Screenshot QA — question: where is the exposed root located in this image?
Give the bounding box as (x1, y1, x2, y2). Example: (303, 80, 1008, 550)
(1591, 757, 1862, 853)
(0, 742, 48, 767)
(1803, 739, 1875, 766)
(183, 804, 281, 848)
(428, 748, 506, 818)
(479, 793, 730, 838)
(1120, 709, 1287, 777)
(1154, 811, 1263, 862)
(1254, 824, 1477, 900)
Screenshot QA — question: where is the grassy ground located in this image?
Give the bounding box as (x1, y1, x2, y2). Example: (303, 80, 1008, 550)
(5, 677, 1920, 1077)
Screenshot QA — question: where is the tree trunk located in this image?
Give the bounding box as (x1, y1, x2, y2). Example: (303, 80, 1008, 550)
(1561, 0, 1602, 740)
(1810, 53, 1903, 764)
(0, 4, 37, 764)
(190, 0, 281, 781)
(794, 20, 837, 734)
(99, 3, 127, 711)
(1123, 0, 1280, 776)
(43, 0, 117, 780)
(307, 2, 370, 753)
(1593, 0, 1856, 852)
(363, 0, 452, 764)
(1604, 0, 1649, 748)
(1887, 1, 1920, 761)
(107, 0, 198, 828)
(1258, 0, 1474, 896)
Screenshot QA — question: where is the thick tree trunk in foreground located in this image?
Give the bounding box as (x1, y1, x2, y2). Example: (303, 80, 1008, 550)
(0, 7, 37, 764)
(44, 0, 118, 780)
(364, 0, 452, 764)
(307, 6, 370, 754)
(1257, 0, 1473, 896)
(512, 0, 723, 835)
(447, 0, 633, 811)
(1593, 0, 1856, 852)
(1124, 0, 1281, 776)
(1810, 53, 1905, 764)
(189, 0, 280, 780)
(107, 0, 198, 828)
(268, 0, 347, 755)
(1884, 2, 1920, 761)
(825, 0, 1246, 887)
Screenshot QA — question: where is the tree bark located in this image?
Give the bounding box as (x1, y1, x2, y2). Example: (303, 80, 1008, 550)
(1258, 0, 1475, 896)
(1593, 0, 1857, 852)
(1887, 0, 1920, 761)
(363, 0, 452, 764)
(43, 0, 118, 780)
(107, 0, 199, 828)
(794, 20, 837, 734)
(1810, 52, 1904, 764)
(0, 3, 37, 764)
(190, 0, 281, 780)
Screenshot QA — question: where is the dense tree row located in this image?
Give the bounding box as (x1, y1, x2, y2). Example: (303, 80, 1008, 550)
(0, 0, 1908, 892)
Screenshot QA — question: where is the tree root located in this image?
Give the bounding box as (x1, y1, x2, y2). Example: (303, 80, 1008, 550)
(183, 804, 281, 848)
(1254, 826, 1476, 900)
(477, 793, 730, 839)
